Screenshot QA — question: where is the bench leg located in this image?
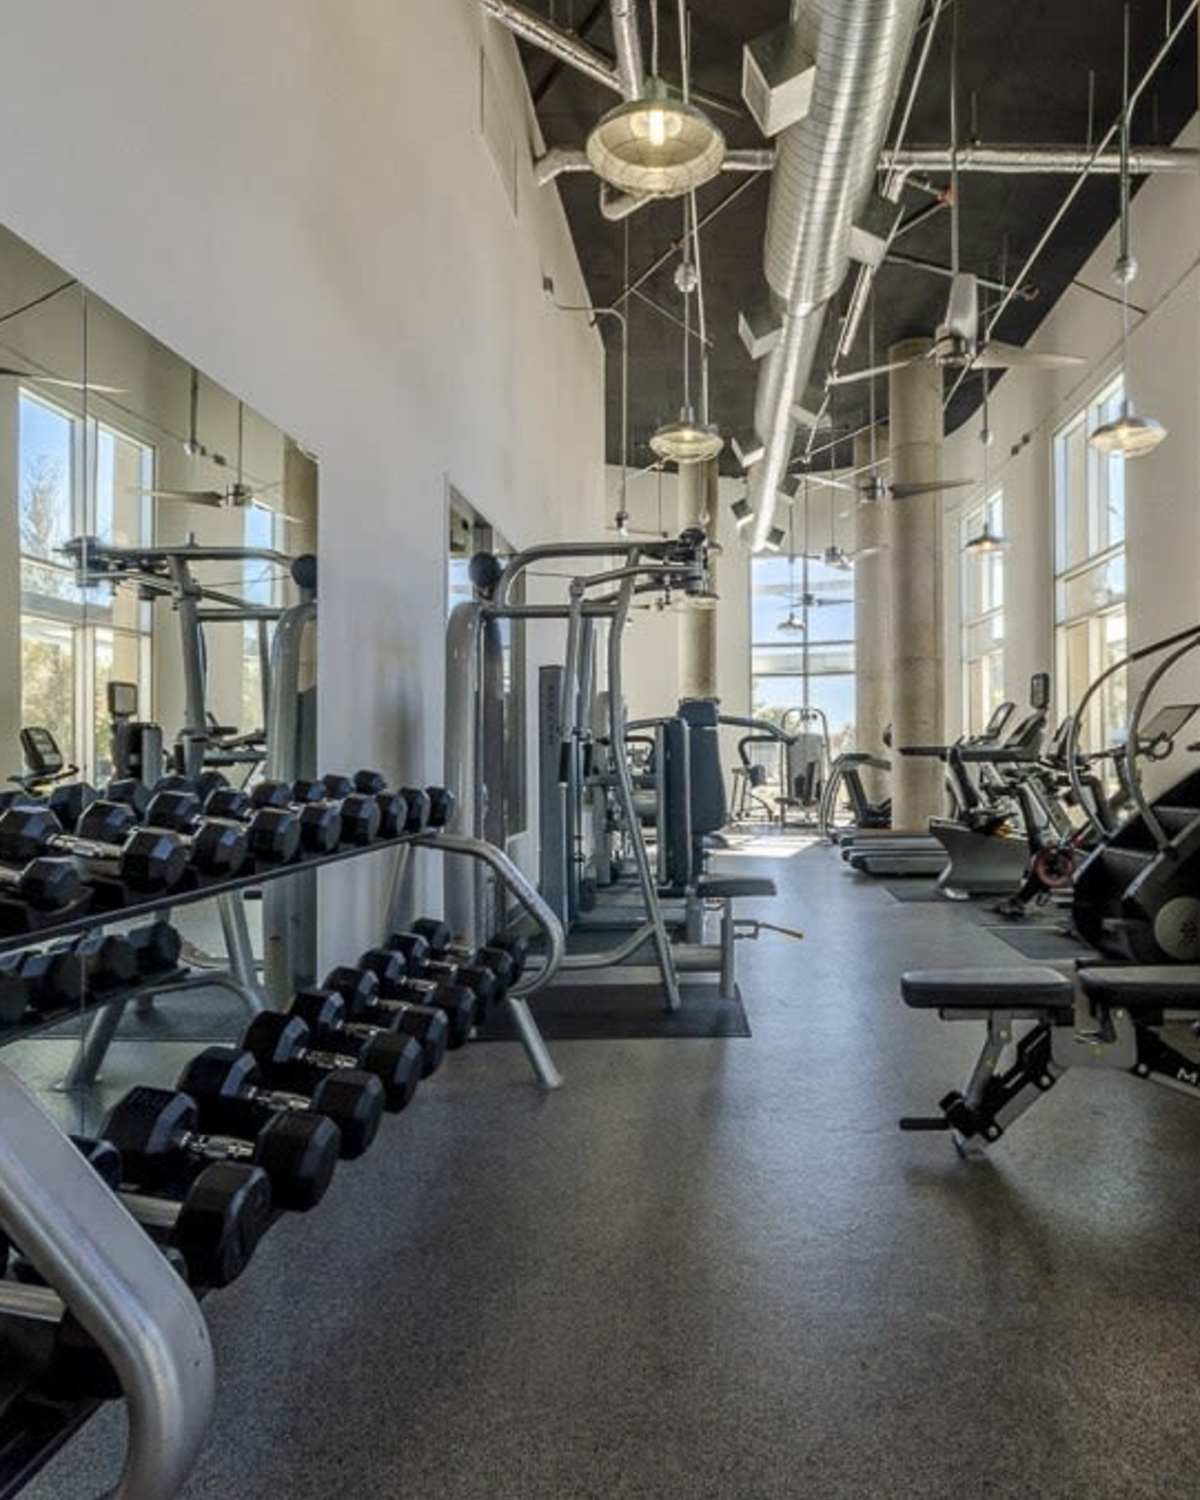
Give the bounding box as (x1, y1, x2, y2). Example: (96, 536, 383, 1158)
(719, 900, 735, 1000)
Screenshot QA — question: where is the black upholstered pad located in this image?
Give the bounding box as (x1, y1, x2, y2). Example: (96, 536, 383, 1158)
(697, 875, 778, 900)
(1078, 966, 1200, 1011)
(901, 967, 1074, 1012)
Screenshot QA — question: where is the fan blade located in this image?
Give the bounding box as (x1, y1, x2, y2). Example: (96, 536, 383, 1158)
(974, 340, 1086, 371)
(848, 545, 887, 562)
(248, 496, 303, 525)
(826, 356, 920, 388)
(889, 478, 977, 500)
(135, 487, 228, 503)
(0, 367, 127, 394)
(796, 472, 856, 493)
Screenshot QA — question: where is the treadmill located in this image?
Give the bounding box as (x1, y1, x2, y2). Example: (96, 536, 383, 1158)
(841, 699, 1017, 877)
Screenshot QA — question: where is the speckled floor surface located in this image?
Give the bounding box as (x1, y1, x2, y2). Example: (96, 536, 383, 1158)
(18, 839, 1200, 1498)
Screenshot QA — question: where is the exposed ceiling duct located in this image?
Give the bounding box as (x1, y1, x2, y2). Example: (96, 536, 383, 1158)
(743, 0, 926, 552)
(608, 0, 646, 99)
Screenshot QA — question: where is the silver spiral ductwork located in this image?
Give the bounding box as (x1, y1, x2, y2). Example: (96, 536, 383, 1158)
(748, 0, 923, 550)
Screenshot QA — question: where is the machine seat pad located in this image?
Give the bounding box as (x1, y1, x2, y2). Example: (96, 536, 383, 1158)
(696, 875, 778, 900)
(1078, 966, 1200, 1012)
(902, 966, 1074, 1012)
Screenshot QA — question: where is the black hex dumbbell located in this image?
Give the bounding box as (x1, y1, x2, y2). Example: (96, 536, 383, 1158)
(0, 850, 81, 912)
(287, 989, 422, 1110)
(243, 1007, 417, 1112)
(125, 921, 184, 977)
(334, 957, 453, 1069)
(103, 1082, 337, 1215)
(179, 1045, 381, 1161)
(370, 935, 488, 1039)
(411, 917, 529, 987)
(140, 790, 249, 875)
(350, 771, 408, 838)
(73, 1122, 272, 1289)
(201, 785, 303, 862)
(303, 775, 382, 846)
(45, 932, 137, 996)
(357, 946, 471, 1050)
(384, 930, 500, 1016)
(0, 802, 187, 892)
(46, 780, 98, 832)
(154, 770, 230, 804)
(104, 777, 151, 819)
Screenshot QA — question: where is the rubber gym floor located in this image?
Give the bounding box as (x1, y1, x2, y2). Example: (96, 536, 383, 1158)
(23, 834, 1200, 1499)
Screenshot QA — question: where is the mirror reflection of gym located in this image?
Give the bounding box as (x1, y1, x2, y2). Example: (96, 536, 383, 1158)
(0, 220, 318, 1106)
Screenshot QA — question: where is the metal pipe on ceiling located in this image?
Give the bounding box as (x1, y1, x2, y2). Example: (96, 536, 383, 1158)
(609, 0, 646, 99)
(747, 0, 924, 551)
(882, 143, 1199, 179)
(479, 0, 623, 93)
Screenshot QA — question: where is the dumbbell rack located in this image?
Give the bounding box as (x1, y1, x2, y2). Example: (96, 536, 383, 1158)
(0, 825, 564, 1500)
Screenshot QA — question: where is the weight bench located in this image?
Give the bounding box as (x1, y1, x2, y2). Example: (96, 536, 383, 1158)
(900, 962, 1200, 1152)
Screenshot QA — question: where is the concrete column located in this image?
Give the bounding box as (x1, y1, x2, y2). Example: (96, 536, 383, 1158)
(678, 457, 719, 702)
(888, 339, 945, 827)
(853, 426, 891, 802)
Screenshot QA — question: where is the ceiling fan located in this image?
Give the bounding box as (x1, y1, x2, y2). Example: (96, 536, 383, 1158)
(133, 399, 301, 523)
(822, 543, 887, 571)
(827, 4, 1084, 395)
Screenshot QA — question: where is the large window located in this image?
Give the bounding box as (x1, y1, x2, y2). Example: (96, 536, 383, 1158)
(1054, 375, 1127, 750)
(751, 554, 855, 758)
(960, 490, 1005, 735)
(18, 390, 154, 780)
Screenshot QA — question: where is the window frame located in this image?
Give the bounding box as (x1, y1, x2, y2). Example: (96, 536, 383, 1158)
(959, 488, 1006, 736)
(17, 387, 156, 779)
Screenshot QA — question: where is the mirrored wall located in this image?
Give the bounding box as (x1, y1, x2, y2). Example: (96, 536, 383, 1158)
(0, 220, 319, 1128)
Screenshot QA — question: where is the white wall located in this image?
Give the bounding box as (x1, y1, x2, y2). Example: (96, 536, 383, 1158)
(942, 115, 1200, 737)
(0, 1, 605, 951)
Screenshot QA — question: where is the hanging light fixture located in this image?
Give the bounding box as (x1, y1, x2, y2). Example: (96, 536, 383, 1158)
(964, 518, 1009, 554)
(586, 3, 724, 198)
(966, 369, 1009, 553)
(1089, 4, 1167, 459)
(731, 496, 753, 529)
(587, 85, 725, 197)
(650, 406, 724, 463)
(762, 525, 785, 552)
(650, 186, 723, 464)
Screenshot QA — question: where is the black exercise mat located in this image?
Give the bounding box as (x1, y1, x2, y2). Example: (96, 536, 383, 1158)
(474, 982, 750, 1041)
(985, 927, 1099, 962)
(41, 984, 251, 1044)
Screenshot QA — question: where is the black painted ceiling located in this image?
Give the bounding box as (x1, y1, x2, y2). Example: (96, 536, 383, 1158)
(516, 0, 1197, 475)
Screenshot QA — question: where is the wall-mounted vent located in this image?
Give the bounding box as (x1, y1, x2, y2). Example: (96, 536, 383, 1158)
(480, 50, 519, 216)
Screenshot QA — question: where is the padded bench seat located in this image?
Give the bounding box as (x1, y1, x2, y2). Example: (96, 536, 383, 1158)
(1078, 965, 1200, 1012)
(901, 966, 1074, 1014)
(696, 875, 778, 900)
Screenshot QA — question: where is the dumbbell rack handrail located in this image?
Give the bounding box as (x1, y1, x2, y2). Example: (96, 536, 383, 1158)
(0, 1065, 215, 1500)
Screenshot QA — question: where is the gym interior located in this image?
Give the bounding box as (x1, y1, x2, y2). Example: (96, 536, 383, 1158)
(0, 3, 1198, 1496)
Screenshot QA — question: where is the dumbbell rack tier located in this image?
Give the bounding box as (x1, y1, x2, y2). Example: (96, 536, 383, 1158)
(0, 968, 187, 1050)
(0, 827, 439, 955)
(0, 828, 565, 1500)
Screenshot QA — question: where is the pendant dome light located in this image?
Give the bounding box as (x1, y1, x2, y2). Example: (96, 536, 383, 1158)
(650, 185, 724, 464)
(1089, 4, 1166, 459)
(965, 370, 1009, 554)
(586, 3, 724, 198)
